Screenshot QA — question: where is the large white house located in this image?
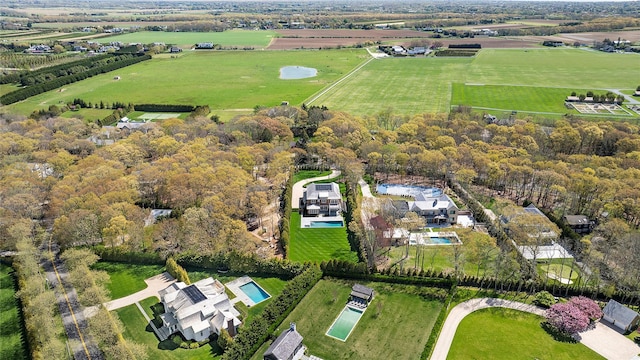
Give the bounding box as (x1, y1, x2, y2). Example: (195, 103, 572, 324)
(406, 192, 459, 225)
(158, 277, 241, 342)
(301, 182, 343, 216)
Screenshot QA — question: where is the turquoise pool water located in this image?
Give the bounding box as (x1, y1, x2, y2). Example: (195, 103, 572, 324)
(326, 306, 364, 341)
(310, 221, 343, 228)
(428, 237, 452, 244)
(239, 281, 271, 304)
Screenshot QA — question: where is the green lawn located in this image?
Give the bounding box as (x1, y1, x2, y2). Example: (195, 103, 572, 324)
(6, 49, 367, 116)
(447, 308, 605, 360)
(289, 211, 358, 263)
(0, 264, 28, 360)
(99, 30, 278, 48)
(536, 259, 582, 286)
(61, 108, 114, 122)
(115, 303, 221, 360)
(313, 47, 640, 116)
(250, 279, 443, 360)
(91, 262, 165, 299)
(292, 170, 332, 184)
(139, 296, 159, 319)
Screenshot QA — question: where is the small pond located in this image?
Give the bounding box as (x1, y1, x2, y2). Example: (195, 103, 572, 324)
(280, 66, 317, 79)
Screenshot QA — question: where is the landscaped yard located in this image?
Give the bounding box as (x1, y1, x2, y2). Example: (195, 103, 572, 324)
(447, 307, 605, 360)
(292, 170, 332, 184)
(289, 211, 358, 263)
(250, 279, 443, 360)
(536, 258, 582, 285)
(115, 302, 221, 360)
(0, 264, 28, 360)
(91, 262, 165, 299)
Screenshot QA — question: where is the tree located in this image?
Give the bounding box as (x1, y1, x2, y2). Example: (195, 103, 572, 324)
(567, 296, 602, 321)
(545, 302, 590, 335)
(217, 328, 233, 351)
(534, 290, 556, 308)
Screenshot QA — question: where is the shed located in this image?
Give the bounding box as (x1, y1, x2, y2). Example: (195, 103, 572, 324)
(350, 284, 374, 303)
(602, 299, 640, 332)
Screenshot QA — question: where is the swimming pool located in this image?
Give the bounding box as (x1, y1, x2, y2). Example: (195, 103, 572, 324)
(326, 306, 364, 341)
(427, 237, 452, 244)
(239, 281, 271, 304)
(309, 221, 344, 228)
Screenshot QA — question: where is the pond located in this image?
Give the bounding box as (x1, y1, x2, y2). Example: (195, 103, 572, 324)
(280, 66, 317, 79)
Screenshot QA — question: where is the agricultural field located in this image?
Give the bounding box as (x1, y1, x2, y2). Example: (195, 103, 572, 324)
(250, 279, 443, 360)
(447, 308, 605, 360)
(99, 30, 278, 48)
(0, 264, 28, 360)
(289, 212, 358, 263)
(4, 49, 367, 116)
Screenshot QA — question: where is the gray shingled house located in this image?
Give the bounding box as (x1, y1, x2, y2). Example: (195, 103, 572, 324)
(602, 299, 640, 332)
(263, 323, 305, 360)
(301, 182, 342, 216)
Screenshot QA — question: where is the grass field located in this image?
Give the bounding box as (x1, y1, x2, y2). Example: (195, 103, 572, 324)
(537, 259, 581, 285)
(289, 211, 358, 263)
(61, 108, 114, 122)
(5, 49, 367, 116)
(99, 30, 278, 47)
(115, 303, 221, 360)
(0, 264, 28, 360)
(250, 279, 442, 360)
(313, 47, 640, 116)
(447, 308, 605, 360)
(91, 262, 165, 299)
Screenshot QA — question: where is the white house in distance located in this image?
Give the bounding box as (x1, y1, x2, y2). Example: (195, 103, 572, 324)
(301, 182, 343, 216)
(158, 277, 241, 342)
(602, 299, 640, 333)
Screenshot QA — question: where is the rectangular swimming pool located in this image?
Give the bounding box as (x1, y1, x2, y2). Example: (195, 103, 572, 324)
(326, 306, 364, 341)
(309, 221, 344, 228)
(239, 281, 271, 305)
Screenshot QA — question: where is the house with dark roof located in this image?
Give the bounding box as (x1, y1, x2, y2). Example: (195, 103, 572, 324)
(406, 192, 459, 225)
(301, 182, 342, 216)
(563, 214, 594, 234)
(158, 277, 241, 342)
(602, 299, 640, 332)
(350, 284, 374, 304)
(263, 323, 305, 360)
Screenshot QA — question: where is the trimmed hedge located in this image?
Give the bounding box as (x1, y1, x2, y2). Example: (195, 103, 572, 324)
(279, 172, 293, 257)
(166, 257, 191, 284)
(421, 286, 456, 359)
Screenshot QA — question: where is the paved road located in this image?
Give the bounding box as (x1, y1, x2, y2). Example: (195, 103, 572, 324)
(42, 242, 104, 360)
(431, 297, 640, 360)
(291, 170, 341, 209)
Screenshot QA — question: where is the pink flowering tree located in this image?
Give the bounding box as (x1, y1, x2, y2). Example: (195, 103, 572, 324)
(568, 296, 603, 321)
(545, 302, 590, 335)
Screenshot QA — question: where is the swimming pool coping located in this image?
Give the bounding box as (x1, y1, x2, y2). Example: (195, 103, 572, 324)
(225, 276, 272, 307)
(325, 305, 367, 342)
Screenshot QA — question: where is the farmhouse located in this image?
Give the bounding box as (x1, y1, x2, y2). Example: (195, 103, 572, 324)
(158, 277, 241, 342)
(406, 192, 459, 225)
(602, 299, 640, 332)
(301, 182, 342, 216)
(563, 214, 594, 234)
(263, 323, 306, 360)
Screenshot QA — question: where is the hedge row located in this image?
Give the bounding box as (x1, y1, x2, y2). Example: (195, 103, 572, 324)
(176, 251, 306, 279)
(279, 172, 294, 257)
(0, 53, 113, 85)
(166, 257, 191, 284)
(134, 104, 195, 112)
(0, 54, 151, 105)
(420, 286, 456, 359)
(344, 181, 368, 264)
(221, 265, 322, 360)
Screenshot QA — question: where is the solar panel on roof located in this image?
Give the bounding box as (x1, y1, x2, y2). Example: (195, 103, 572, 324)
(183, 285, 206, 304)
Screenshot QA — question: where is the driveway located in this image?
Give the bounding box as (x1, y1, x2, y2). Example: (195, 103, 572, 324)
(104, 272, 176, 311)
(291, 170, 341, 209)
(430, 297, 639, 360)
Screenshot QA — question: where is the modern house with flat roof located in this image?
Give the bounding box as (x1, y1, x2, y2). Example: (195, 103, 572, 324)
(301, 182, 343, 216)
(158, 277, 241, 342)
(263, 323, 305, 360)
(602, 299, 640, 332)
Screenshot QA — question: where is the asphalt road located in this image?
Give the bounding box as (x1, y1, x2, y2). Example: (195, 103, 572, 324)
(41, 241, 104, 360)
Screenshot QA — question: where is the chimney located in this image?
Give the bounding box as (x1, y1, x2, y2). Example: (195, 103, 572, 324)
(289, 322, 296, 332)
(227, 318, 236, 337)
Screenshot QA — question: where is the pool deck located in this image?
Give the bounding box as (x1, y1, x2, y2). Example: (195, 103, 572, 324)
(300, 215, 344, 228)
(225, 276, 269, 307)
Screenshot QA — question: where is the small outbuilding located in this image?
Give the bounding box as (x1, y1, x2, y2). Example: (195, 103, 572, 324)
(350, 284, 374, 304)
(602, 299, 640, 332)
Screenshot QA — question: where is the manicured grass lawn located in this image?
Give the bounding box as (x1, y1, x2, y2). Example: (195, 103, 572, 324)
(139, 296, 159, 319)
(99, 30, 278, 48)
(250, 279, 443, 360)
(289, 211, 358, 263)
(115, 303, 221, 360)
(0, 264, 28, 360)
(91, 262, 165, 299)
(447, 308, 605, 360)
(536, 258, 581, 285)
(6, 49, 367, 116)
(292, 170, 332, 184)
(61, 108, 114, 122)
